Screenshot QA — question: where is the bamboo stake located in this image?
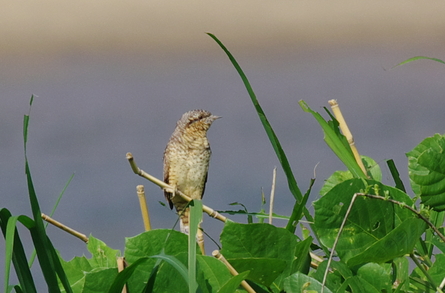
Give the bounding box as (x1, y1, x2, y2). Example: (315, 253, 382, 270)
(41, 213, 89, 243)
(117, 257, 128, 293)
(126, 152, 227, 223)
(328, 99, 367, 175)
(212, 250, 256, 293)
(197, 225, 205, 255)
(136, 185, 152, 231)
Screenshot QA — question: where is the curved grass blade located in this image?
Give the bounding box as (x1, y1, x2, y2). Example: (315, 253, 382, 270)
(393, 56, 445, 68)
(0, 210, 37, 293)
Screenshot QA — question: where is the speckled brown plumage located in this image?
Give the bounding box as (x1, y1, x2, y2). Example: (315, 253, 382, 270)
(163, 109, 220, 233)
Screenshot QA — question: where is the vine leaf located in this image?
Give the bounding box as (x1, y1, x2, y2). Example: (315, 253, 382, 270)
(407, 134, 445, 211)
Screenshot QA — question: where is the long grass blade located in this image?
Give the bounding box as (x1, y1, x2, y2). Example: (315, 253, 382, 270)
(0, 210, 37, 293)
(207, 33, 303, 204)
(188, 200, 202, 293)
(23, 96, 72, 292)
(386, 159, 406, 192)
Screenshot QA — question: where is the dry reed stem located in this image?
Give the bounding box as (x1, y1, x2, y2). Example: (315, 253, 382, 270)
(136, 185, 152, 231)
(126, 152, 227, 223)
(269, 167, 277, 224)
(212, 250, 256, 293)
(41, 213, 89, 243)
(328, 99, 367, 175)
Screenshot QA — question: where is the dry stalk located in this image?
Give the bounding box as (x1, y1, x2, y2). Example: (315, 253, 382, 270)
(41, 213, 89, 243)
(269, 167, 277, 224)
(328, 99, 367, 175)
(212, 250, 256, 293)
(136, 185, 152, 231)
(116, 256, 128, 293)
(126, 152, 227, 223)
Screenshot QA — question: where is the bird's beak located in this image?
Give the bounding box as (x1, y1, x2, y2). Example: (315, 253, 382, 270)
(211, 115, 222, 121)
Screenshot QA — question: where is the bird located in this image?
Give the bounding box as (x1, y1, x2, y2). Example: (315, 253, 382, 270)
(163, 109, 220, 234)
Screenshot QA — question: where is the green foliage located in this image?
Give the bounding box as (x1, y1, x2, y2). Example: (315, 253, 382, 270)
(315, 179, 426, 267)
(3, 41, 445, 293)
(407, 133, 445, 211)
(220, 222, 311, 290)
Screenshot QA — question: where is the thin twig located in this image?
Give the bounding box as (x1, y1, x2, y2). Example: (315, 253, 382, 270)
(269, 167, 277, 224)
(212, 250, 256, 293)
(321, 193, 358, 293)
(126, 152, 228, 223)
(136, 185, 151, 231)
(41, 213, 89, 243)
(359, 194, 445, 243)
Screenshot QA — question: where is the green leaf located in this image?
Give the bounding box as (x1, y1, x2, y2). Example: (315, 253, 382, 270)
(321, 156, 381, 196)
(283, 272, 333, 293)
(426, 253, 445, 286)
(59, 256, 93, 293)
(59, 235, 120, 292)
(299, 100, 366, 178)
(320, 170, 354, 196)
(220, 222, 311, 289)
(217, 271, 250, 293)
(361, 156, 382, 181)
(310, 260, 352, 292)
(86, 235, 121, 268)
(393, 257, 410, 292)
(314, 179, 426, 266)
(124, 230, 190, 292)
(356, 263, 392, 292)
(407, 134, 445, 211)
(196, 255, 236, 293)
(83, 268, 118, 293)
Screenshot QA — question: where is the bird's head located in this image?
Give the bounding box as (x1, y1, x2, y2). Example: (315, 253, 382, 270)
(180, 109, 221, 133)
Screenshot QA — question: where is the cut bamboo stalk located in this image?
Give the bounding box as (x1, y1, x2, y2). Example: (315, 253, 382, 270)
(328, 99, 367, 175)
(136, 185, 151, 231)
(117, 257, 128, 293)
(212, 250, 256, 293)
(41, 213, 89, 243)
(269, 167, 277, 224)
